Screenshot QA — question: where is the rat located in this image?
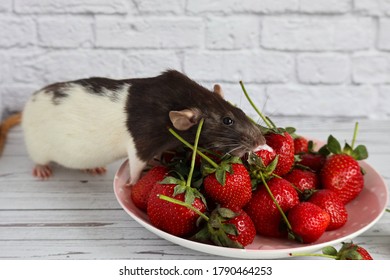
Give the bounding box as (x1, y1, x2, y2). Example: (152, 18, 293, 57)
(0, 70, 266, 184)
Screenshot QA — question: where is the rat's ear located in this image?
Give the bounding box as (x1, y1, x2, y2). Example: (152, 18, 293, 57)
(169, 108, 201, 131)
(213, 84, 224, 99)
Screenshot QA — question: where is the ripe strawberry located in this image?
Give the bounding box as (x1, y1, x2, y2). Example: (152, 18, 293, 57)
(147, 183, 206, 237)
(245, 178, 299, 238)
(265, 131, 295, 176)
(288, 202, 330, 243)
(203, 163, 252, 209)
(308, 189, 348, 231)
(320, 125, 368, 204)
(224, 209, 256, 247)
(294, 136, 309, 154)
(342, 242, 373, 260)
(291, 242, 373, 260)
(283, 168, 319, 193)
(299, 153, 326, 172)
(130, 166, 169, 211)
(321, 154, 364, 204)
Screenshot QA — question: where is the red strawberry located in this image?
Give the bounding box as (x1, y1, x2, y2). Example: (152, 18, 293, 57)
(342, 242, 373, 260)
(320, 126, 368, 204)
(288, 202, 330, 243)
(245, 178, 299, 238)
(203, 163, 252, 209)
(321, 154, 364, 204)
(308, 189, 348, 230)
(224, 209, 256, 247)
(147, 183, 206, 237)
(265, 131, 295, 176)
(294, 136, 309, 154)
(130, 166, 169, 211)
(299, 153, 326, 172)
(283, 168, 319, 193)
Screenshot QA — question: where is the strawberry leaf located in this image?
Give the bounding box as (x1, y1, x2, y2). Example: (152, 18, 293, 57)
(215, 168, 227, 186)
(322, 246, 338, 256)
(217, 207, 237, 219)
(160, 176, 183, 185)
(221, 223, 238, 236)
(327, 135, 342, 154)
(352, 145, 368, 160)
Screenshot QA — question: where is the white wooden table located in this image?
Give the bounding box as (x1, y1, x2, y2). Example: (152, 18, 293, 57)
(1, 117, 389, 260)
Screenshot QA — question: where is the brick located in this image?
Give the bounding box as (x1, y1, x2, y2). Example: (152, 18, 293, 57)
(38, 17, 94, 48)
(122, 51, 182, 77)
(187, 0, 299, 14)
(352, 53, 390, 84)
(1, 84, 39, 113)
(184, 51, 294, 83)
(96, 17, 203, 49)
(0, 54, 10, 83)
(133, 0, 184, 14)
(299, 0, 351, 13)
(206, 17, 259, 50)
(14, 0, 129, 14)
(0, 17, 36, 47)
(378, 86, 390, 117)
(354, 0, 390, 16)
(265, 85, 377, 117)
(262, 16, 374, 51)
(0, 0, 12, 12)
(11, 51, 123, 85)
(378, 18, 390, 50)
(297, 54, 349, 84)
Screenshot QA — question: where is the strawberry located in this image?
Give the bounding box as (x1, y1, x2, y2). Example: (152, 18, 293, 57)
(320, 124, 368, 204)
(203, 162, 252, 209)
(308, 189, 348, 231)
(321, 154, 364, 204)
(288, 202, 330, 243)
(194, 207, 256, 248)
(244, 178, 299, 238)
(265, 131, 295, 176)
(299, 153, 326, 172)
(130, 166, 169, 211)
(294, 136, 309, 154)
(255, 147, 276, 167)
(283, 168, 319, 193)
(291, 242, 373, 260)
(224, 209, 256, 247)
(147, 183, 206, 237)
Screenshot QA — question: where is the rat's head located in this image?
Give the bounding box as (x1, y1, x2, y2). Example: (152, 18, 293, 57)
(169, 84, 266, 157)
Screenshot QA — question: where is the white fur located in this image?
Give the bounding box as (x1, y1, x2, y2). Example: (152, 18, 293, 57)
(22, 83, 145, 182)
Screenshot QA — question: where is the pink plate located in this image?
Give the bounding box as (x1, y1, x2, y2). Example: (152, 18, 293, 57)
(113, 158, 388, 259)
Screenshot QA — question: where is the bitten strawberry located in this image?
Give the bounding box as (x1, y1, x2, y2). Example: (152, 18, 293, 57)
(130, 166, 169, 211)
(308, 189, 348, 230)
(288, 202, 330, 243)
(265, 131, 295, 176)
(245, 178, 299, 238)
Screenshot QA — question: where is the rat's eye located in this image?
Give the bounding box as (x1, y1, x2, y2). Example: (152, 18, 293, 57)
(222, 117, 234, 126)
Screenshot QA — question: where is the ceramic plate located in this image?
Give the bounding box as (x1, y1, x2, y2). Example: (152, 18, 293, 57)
(113, 158, 388, 259)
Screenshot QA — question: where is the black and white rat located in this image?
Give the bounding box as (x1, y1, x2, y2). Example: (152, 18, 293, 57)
(16, 70, 266, 183)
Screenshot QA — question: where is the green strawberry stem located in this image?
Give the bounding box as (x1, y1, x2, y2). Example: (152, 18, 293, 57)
(351, 122, 359, 150)
(239, 81, 273, 129)
(186, 118, 204, 188)
(259, 172, 292, 230)
(289, 252, 338, 259)
(168, 127, 219, 169)
(158, 194, 209, 221)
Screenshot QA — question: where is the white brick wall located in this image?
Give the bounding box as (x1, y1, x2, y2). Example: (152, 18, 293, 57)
(1, 0, 390, 120)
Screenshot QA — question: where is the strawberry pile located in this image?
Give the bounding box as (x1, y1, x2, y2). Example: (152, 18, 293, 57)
(129, 83, 370, 254)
